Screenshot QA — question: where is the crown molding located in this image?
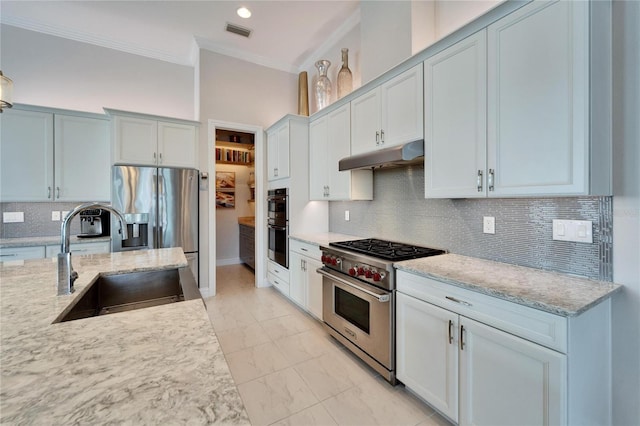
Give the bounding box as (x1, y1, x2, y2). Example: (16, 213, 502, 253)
(297, 8, 361, 73)
(1, 15, 192, 66)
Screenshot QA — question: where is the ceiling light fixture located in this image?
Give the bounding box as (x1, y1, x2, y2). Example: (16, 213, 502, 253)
(0, 70, 14, 113)
(237, 7, 251, 19)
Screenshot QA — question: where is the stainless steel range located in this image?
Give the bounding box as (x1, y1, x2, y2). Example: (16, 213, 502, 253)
(319, 238, 445, 384)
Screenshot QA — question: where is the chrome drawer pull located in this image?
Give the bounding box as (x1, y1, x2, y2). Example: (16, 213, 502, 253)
(446, 296, 472, 307)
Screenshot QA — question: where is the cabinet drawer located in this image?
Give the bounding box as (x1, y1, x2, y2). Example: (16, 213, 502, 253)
(397, 270, 567, 353)
(0, 246, 45, 261)
(267, 260, 290, 284)
(268, 271, 290, 297)
(45, 241, 111, 258)
(289, 239, 321, 259)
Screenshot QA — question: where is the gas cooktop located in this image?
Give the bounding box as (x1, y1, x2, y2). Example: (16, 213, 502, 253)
(329, 238, 445, 262)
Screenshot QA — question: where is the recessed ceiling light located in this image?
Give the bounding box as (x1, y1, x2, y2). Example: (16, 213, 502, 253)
(237, 7, 251, 19)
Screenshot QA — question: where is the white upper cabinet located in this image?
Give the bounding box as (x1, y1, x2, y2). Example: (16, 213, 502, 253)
(110, 111, 198, 168)
(424, 30, 487, 198)
(486, 0, 600, 196)
(54, 114, 110, 201)
(0, 109, 54, 201)
(425, 0, 611, 198)
(309, 104, 372, 201)
(1, 107, 110, 202)
(351, 64, 423, 156)
(267, 121, 290, 181)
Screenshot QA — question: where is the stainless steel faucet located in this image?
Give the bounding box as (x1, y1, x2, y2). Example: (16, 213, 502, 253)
(57, 203, 129, 296)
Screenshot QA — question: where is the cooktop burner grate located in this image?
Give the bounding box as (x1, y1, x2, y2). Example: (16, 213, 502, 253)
(329, 238, 445, 262)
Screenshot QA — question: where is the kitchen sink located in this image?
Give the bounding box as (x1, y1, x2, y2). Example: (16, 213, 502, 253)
(54, 267, 200, 323)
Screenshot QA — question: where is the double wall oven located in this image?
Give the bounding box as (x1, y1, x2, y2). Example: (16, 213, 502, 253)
(319, 239, 445, 384)
(267, 188, 288, 268)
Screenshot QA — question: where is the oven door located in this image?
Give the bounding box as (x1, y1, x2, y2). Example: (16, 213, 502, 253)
(267, 195, 288, 224)
(267, 223, 288, 269)
(319, 268, 393, 369)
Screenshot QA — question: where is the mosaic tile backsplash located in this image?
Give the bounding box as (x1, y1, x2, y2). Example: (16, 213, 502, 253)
(329, 166, 613, 281)
(1, 202, 86, 238)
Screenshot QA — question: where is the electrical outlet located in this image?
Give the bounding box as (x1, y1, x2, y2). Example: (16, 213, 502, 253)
(552, 219, 593, 243)
(3, 212, 24, 223)
(51, 211, 61, 221)
(483, 216, 495, 234)
(344, 210, 350, 221)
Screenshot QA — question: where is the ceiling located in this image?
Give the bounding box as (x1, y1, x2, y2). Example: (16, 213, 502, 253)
(0, 0, 360, 73)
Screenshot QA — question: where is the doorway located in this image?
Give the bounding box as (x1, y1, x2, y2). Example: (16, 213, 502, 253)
(206, 119, 265, 297)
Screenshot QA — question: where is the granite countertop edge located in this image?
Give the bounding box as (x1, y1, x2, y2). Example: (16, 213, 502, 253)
(395, 254, 622, 317)
(290, 232, 363, 247)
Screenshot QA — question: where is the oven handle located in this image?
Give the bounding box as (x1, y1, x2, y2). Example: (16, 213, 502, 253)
(317, 268, 390, 303)
(267, 224, 287, 231)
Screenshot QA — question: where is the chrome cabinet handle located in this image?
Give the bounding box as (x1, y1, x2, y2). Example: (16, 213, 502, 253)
(380, 129, 385, 144)
(488, 169, 495, 192)
(47, 186, 52, 199)
(448, 320, 453, 344)
(153, 152, 157, 161)
(460, 325, 466, 350)
(301, 247, 308, 252)
(0, 253, 17, 257)
(56, 186, 60, 199)
(159, 152, 163, 164)
(446, 296, 472, 307)
(376, 131, 380, 145)
(477, 170, 483, 192)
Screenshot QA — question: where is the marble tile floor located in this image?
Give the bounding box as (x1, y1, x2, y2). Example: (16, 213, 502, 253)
(205, 264, 454, 426)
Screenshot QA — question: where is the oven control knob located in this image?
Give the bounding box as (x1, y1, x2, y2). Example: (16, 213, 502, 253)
(357, 267, 365, 276)
(331, 257, 338, 265)
(321, 255, 326, 263)
(348, 267, 356, 276)
(365, 270, 373, 278)
(373, 272, 383, 282)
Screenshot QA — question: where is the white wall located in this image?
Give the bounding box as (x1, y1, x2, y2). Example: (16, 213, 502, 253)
(0, 24, 195, 119)
(198, 49, 297, 288)
(434, 0, 503, 39)
(612, 1, 640, 424)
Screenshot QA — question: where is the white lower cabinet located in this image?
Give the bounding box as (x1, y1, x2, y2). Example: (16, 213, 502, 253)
(397, 270, 611, 425)
(267, 259, 290, 297)
(45, 241, 111, 257)
(0, 246, 46, 261)
(289, 239, 323, 320)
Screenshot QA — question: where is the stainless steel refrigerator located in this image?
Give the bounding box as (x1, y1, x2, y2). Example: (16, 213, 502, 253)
(111, 165, 199, 282)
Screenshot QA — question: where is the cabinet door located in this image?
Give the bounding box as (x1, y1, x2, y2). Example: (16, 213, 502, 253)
(396, 292, 459, 422)
(0, 109, 54, 201)
(305, 257, 323, 320)
(487, 0, 588, 196)
(157, 121, 197, 168)
(381, 64, 424, 149)
(276, 122, 290, 179)
(289, 251, 306, 307)
(459, 317, 567, 426)
(425, 31, 487, 199)
(54, 115, 110, 201)
(309, 116, 328, 200)
(326, 104, 352, 200)
(113, 115, 158, 166)
(266, 129, 278, 181)
(350, 88, 381, 156)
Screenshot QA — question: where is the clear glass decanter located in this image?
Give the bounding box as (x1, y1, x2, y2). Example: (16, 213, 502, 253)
(315, 59, 332, 111)
(337, 48, 353, 99)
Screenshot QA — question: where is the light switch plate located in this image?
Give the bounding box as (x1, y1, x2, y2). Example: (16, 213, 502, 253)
(52, 211, 61, 221)
(3, 212, 24, 223)
(483, 216, 495, 234)
(344, 210, 350, 221)
(552, 219, 593, 243)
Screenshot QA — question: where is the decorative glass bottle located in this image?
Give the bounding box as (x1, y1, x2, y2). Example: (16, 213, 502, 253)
(337, 48, 353, 99)
(314, 59, 332, 111)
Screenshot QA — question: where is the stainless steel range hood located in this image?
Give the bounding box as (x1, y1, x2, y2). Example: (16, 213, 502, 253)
(338, 139, 424, 171)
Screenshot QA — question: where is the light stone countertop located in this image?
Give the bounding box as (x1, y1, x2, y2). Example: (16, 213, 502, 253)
(290, 232, 363, 247)
(0, 248, 249, 425)
(0, 235, 111, 248)
(237, 216, 255, 228)
(395, 254, 622, 317)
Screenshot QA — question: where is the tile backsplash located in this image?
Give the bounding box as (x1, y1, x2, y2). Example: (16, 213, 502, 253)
(0, 202, 87, 238)
(329, 166, 613, 281)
